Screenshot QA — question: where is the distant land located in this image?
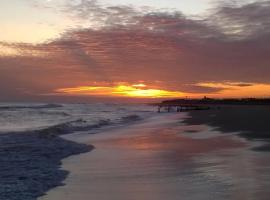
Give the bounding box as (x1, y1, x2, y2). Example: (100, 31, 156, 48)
(160, 97, 270, 106)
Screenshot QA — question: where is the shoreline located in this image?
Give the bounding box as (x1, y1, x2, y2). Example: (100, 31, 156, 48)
(0, 132, 93, 200)
(3, 106, 270, 199)
(40, 113, 259, 200)
(183, 105, 270, 151)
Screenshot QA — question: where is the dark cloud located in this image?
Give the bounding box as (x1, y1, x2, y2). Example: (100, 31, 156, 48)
(210, 0, 270, 39)
(179, 85, 226, 94)
(1, 0, 270, 100)
(228, 82, 254, 87)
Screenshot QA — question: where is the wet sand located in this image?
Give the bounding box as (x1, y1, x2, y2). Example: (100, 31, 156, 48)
(183, 106, 270, 151)
(40, 113, 270, 200)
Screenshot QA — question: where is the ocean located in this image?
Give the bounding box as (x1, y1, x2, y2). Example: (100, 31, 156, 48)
(0, 102, 156, 200)
(0, 103, 155, 135)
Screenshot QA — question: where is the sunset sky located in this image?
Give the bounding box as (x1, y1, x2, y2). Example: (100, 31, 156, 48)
(1, 0, 270, 102)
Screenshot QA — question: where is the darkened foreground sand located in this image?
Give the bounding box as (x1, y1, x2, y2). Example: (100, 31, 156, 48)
(183, 106, 270, 151)
(0, 132, 92, 200)
(40, 114, 270, 200)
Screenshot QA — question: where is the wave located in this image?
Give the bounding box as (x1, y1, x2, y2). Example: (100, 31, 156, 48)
(32, 119, 112, 136)
(120, 114, 142, 123)
(0, 103, 63, 110)
(0, 108, 144, 136)
(3, 114, 144, 136)
(36, 111, 70, 117)
(36, 115, 142, 136)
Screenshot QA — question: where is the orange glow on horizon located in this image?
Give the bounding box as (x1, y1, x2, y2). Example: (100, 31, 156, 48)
(196, 82, 270, 98)
(54, 81, 270, 99)
(55, 84, 185, 98)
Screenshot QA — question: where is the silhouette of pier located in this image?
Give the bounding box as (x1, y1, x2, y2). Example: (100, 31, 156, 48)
(152, 97, 270, 113)
(153, 103, 210, 113)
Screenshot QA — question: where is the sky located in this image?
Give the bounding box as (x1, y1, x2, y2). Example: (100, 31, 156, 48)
(1, 0, 270, 102)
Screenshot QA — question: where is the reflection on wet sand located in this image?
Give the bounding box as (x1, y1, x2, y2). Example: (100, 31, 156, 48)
(97, 128, 245, 153)
(40, 114, 270, 200)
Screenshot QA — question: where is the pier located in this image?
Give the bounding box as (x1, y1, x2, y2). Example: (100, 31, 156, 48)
(152, 97, 270, 113)
(153, 103, 211, 113)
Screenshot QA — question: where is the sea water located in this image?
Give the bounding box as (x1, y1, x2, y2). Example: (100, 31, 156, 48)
(0, 103, 155, 134)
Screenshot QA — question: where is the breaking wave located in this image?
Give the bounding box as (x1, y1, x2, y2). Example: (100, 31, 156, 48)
(6, 114, 143, 136)
(31, 119, 111, 136)
(120, 114, 142, 123)
(0, 102, 155, 136)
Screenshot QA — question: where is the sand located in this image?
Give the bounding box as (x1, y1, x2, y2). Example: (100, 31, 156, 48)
(39, 112, 270, 200)
(183, 105, 270, 151)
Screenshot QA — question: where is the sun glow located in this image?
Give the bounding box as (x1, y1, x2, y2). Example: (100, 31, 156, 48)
(56, 84, 184, 98)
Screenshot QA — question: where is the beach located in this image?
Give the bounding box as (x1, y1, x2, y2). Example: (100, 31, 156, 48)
(40, 108, 270, 200)
(0, 103, 154, 200)
(184, 106, 270, 150)
(1, 104, 270, 200)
